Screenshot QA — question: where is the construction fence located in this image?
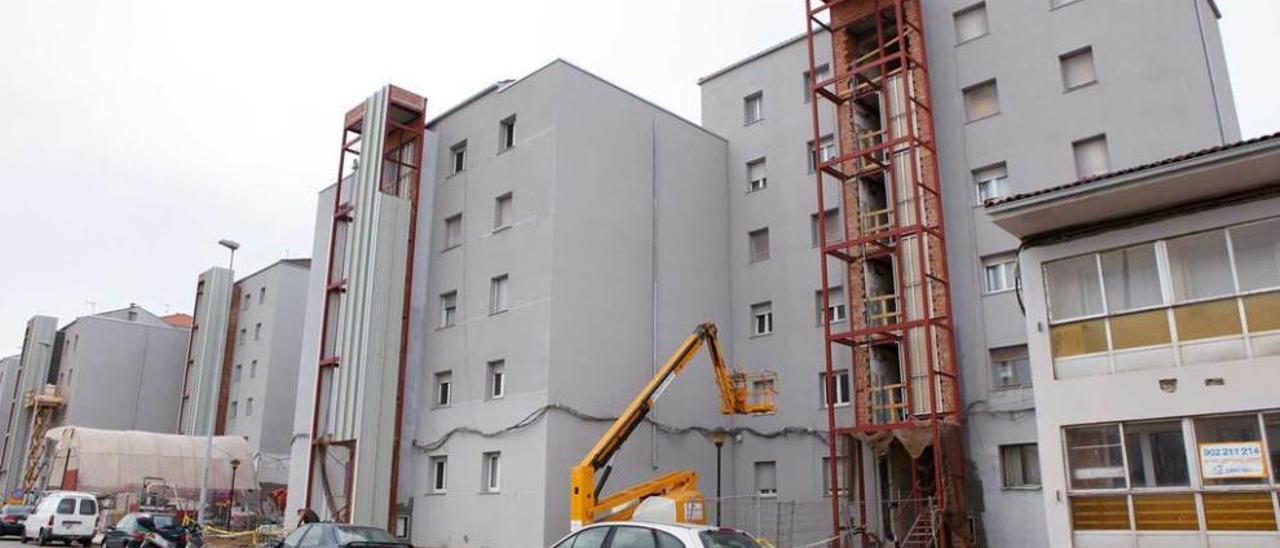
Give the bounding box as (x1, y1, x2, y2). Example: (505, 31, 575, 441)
(705, 496, 837, 548)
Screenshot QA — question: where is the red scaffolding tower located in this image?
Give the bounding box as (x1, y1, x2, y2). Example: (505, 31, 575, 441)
(805, 0, 969, 546)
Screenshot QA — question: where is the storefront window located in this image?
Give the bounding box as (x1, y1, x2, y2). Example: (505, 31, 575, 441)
(1125, 420, 1189, 487)
(1066, 424, 1126, 490)
(1266, 414, 1280, 482)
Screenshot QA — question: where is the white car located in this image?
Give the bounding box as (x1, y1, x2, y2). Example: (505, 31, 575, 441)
(549, 521, 765, 548)
(21, 491, 98, 546)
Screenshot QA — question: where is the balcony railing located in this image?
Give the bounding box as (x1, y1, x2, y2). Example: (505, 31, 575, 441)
(867, 294, 900, 327)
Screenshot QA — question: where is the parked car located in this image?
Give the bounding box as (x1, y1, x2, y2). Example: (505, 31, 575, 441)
(21, 491, 98, 546)
(275, 524, 410, 548)
(101, 513, 186, 548)
(1, 505, 32, 537)
(549, 522, 766, 548)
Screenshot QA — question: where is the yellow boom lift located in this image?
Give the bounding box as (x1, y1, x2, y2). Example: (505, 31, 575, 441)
(569, 322, 777, 530)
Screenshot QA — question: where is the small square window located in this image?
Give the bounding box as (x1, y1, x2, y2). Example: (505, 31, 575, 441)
(748, 228, 770, 263)
(434, 371, 452, 407)
(803, 64, 830, 103)
(482, 452, 501, 492)
(487, 360, 505, 400)
(443, 214, 463, 250)
(1061, 47, 1096, 90)
(245, 397, 254, 417)
(973, 163, 1009, 204)
(499, 116, 516, 152)
(954, 3, 989, 44)
(429, 456, 448, 493)
(744, 92, 764, 124)
(810, 209, 842, 247)
(984, 256, 1018, 293)
(990, 345, 1031, 389)
(234, 364, 242, 382)
(250, 359, 258, 379)
(754, 461, 777, 497)
(808, 135, 837, 173)
(258, 287, 266, 304)
(1000, 443, 1041, 488)
(963, 80, 1000, 122)
(746, 158, 768, 192)
(820, 369, 851, 407)
(1073, 134, 1109, 179)
(489, 275, 510, 315)
(494, 193, 513, 230)
(751, 302, 774, 336)
(230, 401, 238, 419)
(449, 141, 467, 175)
(440, 291, 458, 328)
(254, 322, 263, 340)
(815, 287, 847, 325)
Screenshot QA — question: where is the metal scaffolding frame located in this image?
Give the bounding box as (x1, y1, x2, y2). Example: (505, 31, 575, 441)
(804, 1, 969, 546)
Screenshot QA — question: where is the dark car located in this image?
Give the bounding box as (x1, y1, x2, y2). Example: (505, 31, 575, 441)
(101, 513, 185, 548)
(0, 505, 31, 537)
(276, 524, 409, 548)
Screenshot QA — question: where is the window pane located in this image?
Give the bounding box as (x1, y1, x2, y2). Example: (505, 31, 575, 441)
(1173, 298, 1242, 341)
(568, 527, 610, 548)
(1050, 319, 1108, 358)
(1061, 48, 1096, 90)
(609, 527, 658, 548)
(1073, 136, 1110, 179)
(1101, 244, 1162, 312)
(963, 81, 999, 121)
(954, 3, 988, 43)
(1244, 292, 1280, 332)
(1108, 310, 1171, 350)
(1232, 219, 1280, 291)
(1124, 421, 1188, 487)
(1203, 492, 1277, 531)
(754, 461, 777, 495)
(1167, 230, 1234, 302)
(1070, 496, 1130, 531)
(1065, 424, 1125, 489)
(1132, 494, 1198, 531)
(1195, 415, 1266, 486)
(1045, 255, 1104, 320)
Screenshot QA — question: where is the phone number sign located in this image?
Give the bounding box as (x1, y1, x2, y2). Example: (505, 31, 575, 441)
(1199, 442, 1267, 479)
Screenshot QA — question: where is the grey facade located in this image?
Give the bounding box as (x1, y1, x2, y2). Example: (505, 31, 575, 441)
(51, 305, 189, 433)
(288, 1, 1241, 544)
(222, 259, 310, 487)
(988, 134, 1280, 546)
(697, 1, 1237, 546)
(0, 316, 58, 495)
(0, 356, 18, 454)
(178, 267, 235, 436)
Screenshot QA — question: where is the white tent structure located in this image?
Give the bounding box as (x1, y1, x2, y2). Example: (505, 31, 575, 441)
(43, 426, 258, 497)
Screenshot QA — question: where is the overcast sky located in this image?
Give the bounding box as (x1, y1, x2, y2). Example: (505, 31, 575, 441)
(1, 1, 1277, 353)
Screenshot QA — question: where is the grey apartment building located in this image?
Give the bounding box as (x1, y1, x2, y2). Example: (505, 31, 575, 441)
(179, 260, 310, 493)
(287, 1, 1240, 546)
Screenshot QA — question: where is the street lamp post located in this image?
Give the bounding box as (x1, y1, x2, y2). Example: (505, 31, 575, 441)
(228, 459, 241, 528)
(710, 430, 729, 527)
(197, 239, 239, 526)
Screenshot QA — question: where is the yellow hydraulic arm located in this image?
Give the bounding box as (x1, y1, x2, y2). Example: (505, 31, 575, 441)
(569, 322, 775, 530)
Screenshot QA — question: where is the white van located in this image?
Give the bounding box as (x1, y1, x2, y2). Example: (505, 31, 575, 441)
(21, 491, 98, 546)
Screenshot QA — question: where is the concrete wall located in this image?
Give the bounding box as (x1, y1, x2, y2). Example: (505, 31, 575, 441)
(0, 356, 18, 452)
(1019, 195, 1280, 547)
(696, 0, 1240, 545)
(178, 267, 235, 436)
(698, 31, 856, 546)
(223, 260, 310, 486)
(285, 185, 335, 521)
(54, 310, 189, 433)
(410, 60, 733, 548)
(0, 315, 58, 494)
(917, 1, 1238, 542)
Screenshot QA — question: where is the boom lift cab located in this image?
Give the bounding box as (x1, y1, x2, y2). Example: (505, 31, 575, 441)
(569, 322, 776, 530)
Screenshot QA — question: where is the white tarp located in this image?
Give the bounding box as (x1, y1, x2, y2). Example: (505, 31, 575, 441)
(44, 426, 258, 496)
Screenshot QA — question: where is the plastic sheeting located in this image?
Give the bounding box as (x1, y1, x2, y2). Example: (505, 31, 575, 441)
(44, 426, 258, 496)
